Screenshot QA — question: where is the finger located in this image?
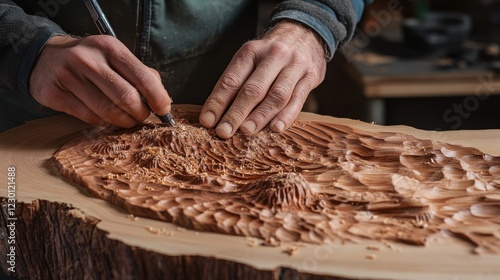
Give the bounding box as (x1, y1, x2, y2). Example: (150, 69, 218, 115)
(49, 90, 107, 127)
(105, 44, 171, 116)
(239, 65, 304, 134)
(86, 65, 151, 122)
(200, 44, 257, 129)
(214, 57, 287, 138)
(61, 71, 138, 127)
(269, 76, 313, 133)
(146, 67, 173, 116)
(148, 67, 161, 80)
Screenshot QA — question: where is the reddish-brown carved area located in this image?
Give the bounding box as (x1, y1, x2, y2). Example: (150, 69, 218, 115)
(53, 108, 500, 253)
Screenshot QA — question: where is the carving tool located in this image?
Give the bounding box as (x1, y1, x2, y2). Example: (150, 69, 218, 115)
(83, 0, 176, 127)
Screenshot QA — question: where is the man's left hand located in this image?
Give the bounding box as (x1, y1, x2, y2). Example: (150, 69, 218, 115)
(199, 21, 328, 139)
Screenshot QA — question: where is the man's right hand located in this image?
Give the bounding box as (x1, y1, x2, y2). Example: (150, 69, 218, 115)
(29, 35, 171, 128)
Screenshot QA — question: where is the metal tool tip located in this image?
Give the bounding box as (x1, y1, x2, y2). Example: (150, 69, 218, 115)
(158, 112, 176, 127)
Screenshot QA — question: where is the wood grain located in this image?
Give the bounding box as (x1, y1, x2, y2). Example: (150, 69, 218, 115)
(1, 105, 500, 279)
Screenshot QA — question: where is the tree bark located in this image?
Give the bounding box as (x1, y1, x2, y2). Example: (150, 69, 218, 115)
(1, 198, 350, 280)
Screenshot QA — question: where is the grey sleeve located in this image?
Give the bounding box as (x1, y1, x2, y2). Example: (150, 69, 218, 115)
(269, 0, 372, 60)
(0, 0, 66, 95)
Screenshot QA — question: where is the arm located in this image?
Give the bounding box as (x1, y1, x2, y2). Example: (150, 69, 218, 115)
(200, 0, 372, 139)
(0, 1, 171, 128)
(268, 0, 372, 60)
(0, 0, 66, 94)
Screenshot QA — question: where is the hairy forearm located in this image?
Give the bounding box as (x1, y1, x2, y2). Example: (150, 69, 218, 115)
(269, 0, 373, 60)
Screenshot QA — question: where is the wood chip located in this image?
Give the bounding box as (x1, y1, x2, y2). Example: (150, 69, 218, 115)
(127, 214, 138, 221)
(146, 226, 159, 234)
(261, 236, 280, 247)
(366, 245, 380, 251)
(283, 246, 299, 256)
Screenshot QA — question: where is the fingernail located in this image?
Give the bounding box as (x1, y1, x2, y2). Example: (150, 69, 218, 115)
(200, 111, 216, 126)
(272, 120, 285, 132)
(217, 122, 233, 137)
(241, 120, 256, 134)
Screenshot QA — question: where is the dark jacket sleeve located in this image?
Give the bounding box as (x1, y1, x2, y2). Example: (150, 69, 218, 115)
(0, 0, 66, 95)
(269, 0, 373, 60)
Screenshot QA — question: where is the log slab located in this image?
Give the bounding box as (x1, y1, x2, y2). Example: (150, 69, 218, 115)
(1, 105, 500, 279)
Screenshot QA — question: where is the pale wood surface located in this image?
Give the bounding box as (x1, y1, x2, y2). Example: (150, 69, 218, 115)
(356, 59, 500, 98)
(1, 105, 500, 279)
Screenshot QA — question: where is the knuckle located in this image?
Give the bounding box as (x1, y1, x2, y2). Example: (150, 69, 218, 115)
(228, 107, 247, 122)
(66, 48, 100, 74)
(137, 71, 157, 87)
(268, 42, 290, 58)
(306, 68, 325, 84)
(240, 40, 260, 56)
(251, 107, 273, 121)
(242, 82, 266, 100)
(135, 72, 160, 94)
(92, 35, 117, 52)
(269, 85, 290, 106)
(291, 87, 310, 106)
(295, 91, 308, 105)
(66, 48, 89, 66)
(115, 87, 138, 108)
(219, 73, 242, 92)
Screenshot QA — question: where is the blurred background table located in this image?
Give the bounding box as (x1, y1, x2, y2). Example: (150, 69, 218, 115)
(310, 0, 500, 130)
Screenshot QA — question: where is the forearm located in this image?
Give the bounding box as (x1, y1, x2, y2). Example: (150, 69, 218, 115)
(268, 0, 373, 60)
(0, 0, 66, 94)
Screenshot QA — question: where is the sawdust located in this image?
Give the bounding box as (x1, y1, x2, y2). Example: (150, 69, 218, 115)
(53, 108, 500, 253)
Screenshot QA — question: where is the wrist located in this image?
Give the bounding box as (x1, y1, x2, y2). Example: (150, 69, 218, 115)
(264, 20, 330, 60)
(44, 35, 79, 46)
(29, 35, 76, 96)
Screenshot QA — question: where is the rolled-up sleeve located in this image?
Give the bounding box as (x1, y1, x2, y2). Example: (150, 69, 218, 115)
(269, 0, 372, 60)
(0, 0, 66, 95)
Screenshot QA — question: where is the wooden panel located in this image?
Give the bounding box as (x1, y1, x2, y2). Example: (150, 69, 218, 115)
(1, 105, 499, 279)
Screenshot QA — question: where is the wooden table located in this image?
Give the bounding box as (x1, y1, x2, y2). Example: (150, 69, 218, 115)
(1, 106, 500, 279)
(341, 39, 500, 126)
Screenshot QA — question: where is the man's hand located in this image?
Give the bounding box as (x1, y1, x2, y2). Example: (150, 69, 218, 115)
(30, 35, 171, 128)
(199, 21, 327, 139)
